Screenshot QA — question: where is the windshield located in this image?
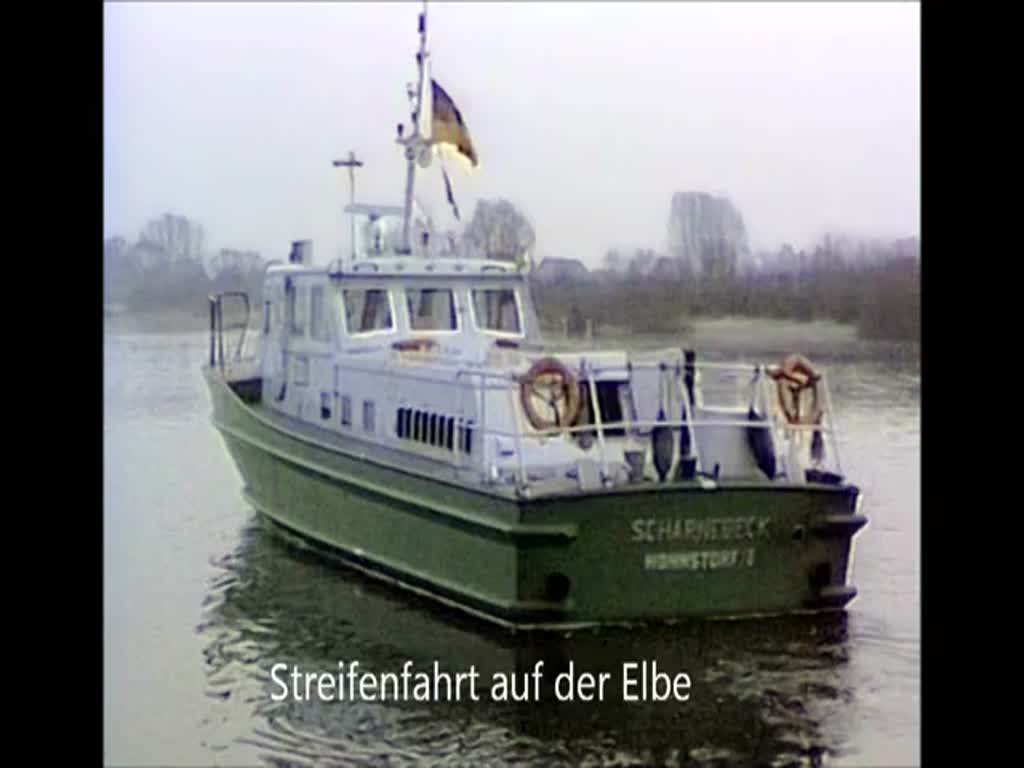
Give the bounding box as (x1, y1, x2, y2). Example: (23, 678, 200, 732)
(406, 289, 457, 331)
(343, 288, 393, 334)
(472, 289, 521, 334)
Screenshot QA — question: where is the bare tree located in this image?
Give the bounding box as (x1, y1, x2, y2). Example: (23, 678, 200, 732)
(104, 236, 136, 304)
(603, 248, 623, 273)
(462, 199, 536, 264)
(139, 213, 205, 263)
(667, 191, 749, 276)
(626, 248, 656, 279)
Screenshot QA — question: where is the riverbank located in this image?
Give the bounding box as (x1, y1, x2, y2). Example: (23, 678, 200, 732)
(104, 306, 263, 335)
(546, 316, 919, 366)
(105, 308, 918, 366)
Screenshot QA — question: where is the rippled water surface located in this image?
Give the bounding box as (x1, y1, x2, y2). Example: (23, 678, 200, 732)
(103, 329, 919, 766)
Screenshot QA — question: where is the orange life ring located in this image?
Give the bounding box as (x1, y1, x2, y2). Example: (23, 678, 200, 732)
(519, 357, 581, 431)
(767, 353, 823, 426)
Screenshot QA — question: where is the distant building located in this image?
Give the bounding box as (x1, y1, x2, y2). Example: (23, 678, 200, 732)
(533, 257, 589, 283)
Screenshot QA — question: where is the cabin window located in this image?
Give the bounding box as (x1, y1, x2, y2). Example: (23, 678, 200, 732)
(293, 356, 309, 386)
(472, 289, 521, 334)
(363, 400, 376, 433)
(343, 288, 394, 334)
(290, 286, 307, 336)
(263, 301, 271, 335)
(310, 285, 331, 342)
(406, 288, 457, 331)
(340, 395, 352, 427)
(272, 291, 282, 331)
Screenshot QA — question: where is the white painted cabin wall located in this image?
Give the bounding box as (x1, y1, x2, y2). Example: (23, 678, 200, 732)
(255, 265, 772, 486)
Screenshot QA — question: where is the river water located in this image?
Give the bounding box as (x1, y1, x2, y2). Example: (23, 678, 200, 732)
(103, 328, 919, 767)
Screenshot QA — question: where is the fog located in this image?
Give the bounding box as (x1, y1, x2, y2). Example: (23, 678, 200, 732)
(104, 2, 919, 267)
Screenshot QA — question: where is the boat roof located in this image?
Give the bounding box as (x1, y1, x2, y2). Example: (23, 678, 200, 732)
(267, 257, 526, 280)
(343, 203, 405, 218)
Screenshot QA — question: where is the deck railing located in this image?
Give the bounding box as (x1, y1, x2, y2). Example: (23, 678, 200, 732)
(448, 358, 844, 491)
(208, 292, 252, 371)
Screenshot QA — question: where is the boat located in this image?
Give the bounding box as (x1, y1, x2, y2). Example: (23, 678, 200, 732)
(202, 3, 867, 630)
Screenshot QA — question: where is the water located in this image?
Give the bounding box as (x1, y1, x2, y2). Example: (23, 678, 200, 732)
(103, 328, 919, 767)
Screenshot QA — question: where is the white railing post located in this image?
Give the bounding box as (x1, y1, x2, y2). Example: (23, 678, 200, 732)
(479, 371, 488, 483)
(508, 373, 527, 491)
(821, 371, 843, 475)
(677, 362, 702, 475)
(758, 368, 785, 477)
(453, 370, 464, 474)
(585, 360, 611, 484)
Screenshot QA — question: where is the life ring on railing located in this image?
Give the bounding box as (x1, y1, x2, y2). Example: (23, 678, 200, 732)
(519, 357, 582, 431)
(767, 353, 823, 426)
(392, 338, 439, 353)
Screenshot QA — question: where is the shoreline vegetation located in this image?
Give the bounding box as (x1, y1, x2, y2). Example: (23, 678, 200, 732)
(544, 316, 918, 366)
(105, 207, 919, 364)
(104, 305, 917, 366)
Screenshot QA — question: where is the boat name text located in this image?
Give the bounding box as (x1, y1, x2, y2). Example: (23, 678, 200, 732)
(630, 516, 770, 545)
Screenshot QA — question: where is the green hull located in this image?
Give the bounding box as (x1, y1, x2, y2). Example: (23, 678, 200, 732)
(205, 368, 866, 628)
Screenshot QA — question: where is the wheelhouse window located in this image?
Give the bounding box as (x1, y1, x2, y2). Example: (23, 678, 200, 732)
(406, 288, 456, 332)
(472, 289, 521, 334)
(343, 288, 393, 334)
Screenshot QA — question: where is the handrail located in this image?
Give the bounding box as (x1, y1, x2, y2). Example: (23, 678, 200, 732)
(676, 361, 702, 475)
(208, 292, 253, 371)
(451, 367, 834, 443)
(583, 359, 610, 483)
(456, 419, 838, 440)
(820, 371, 843, 475)
(323, 355, 810, 385)
(508, 376, 527, 487)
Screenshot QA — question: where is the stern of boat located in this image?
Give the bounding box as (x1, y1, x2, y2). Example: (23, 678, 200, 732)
(512, 480, 866, 624)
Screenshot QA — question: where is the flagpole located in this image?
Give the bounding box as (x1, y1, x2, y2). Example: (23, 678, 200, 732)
(400, 0, 430, 255)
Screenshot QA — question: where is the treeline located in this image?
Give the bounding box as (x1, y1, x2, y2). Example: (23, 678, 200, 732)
(531, 236, 920, 341)
(106, 208, 919, 343)
(104, 213, 266, 312)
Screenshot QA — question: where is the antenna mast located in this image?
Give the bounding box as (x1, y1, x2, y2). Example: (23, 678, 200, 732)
(399, 0, 431, 254)
(332, 151, 363, 263)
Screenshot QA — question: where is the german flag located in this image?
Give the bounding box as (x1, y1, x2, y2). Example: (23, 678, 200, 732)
(430, 79, 478, 167)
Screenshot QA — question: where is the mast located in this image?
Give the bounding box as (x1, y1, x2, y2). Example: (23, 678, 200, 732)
(399, 1, 431, 254)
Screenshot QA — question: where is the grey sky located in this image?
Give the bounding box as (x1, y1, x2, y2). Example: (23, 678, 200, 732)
(104, 2, 919, 267)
